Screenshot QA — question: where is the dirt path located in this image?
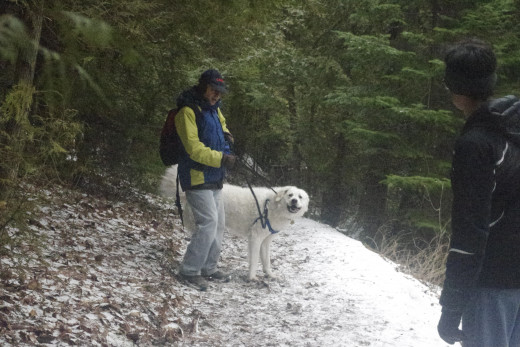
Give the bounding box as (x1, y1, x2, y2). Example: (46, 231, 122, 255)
(0, 184, 447, 346)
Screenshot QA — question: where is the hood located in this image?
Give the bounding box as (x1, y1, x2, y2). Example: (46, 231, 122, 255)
(176, 86, 221, 111)
(463, 95, 520, 146)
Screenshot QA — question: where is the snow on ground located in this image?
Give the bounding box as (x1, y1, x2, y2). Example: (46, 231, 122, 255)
(0, 183, 450, 346)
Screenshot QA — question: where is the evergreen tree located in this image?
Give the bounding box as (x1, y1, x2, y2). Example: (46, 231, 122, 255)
(2, 0, 520, 261)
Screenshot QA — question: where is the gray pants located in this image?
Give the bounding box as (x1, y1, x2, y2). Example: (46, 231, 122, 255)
(180, 189, 225, 276)
(462, 287, 520, 347)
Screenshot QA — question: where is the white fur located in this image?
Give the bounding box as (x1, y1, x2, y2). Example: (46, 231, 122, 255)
(160, 166, 309, 280)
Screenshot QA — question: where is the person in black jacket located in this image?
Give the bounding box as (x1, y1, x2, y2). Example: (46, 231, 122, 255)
(437, 39, 520, 346)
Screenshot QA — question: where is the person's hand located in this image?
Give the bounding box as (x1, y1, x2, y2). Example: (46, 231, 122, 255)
(224, 132, 234, 144)
(221, 153, 236, 169)
(437, 310, 466, 344)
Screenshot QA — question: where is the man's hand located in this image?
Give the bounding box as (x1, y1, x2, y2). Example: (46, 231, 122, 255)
(221, 153, 236, 169)
(224, 132, 234, 144)
(437, 310, 466, 344)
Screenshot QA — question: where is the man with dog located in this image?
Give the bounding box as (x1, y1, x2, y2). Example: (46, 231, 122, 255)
(437, 39, 520, 346)
(174, 69, 236, 291)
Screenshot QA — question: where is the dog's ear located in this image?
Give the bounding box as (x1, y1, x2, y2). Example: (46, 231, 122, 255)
(275, 189, 288, 202)
(300, 190, 309, 214)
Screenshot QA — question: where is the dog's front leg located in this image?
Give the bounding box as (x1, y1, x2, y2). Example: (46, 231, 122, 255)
(260, 234, 278, 278)
(248, 232, 262, 281)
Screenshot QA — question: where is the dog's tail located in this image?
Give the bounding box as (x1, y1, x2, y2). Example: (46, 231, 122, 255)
(159, 165, 189, 226)
(159, 165, 180, 198)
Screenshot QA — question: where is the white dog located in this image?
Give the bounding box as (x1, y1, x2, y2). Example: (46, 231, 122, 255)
(160, 166, 309, 281)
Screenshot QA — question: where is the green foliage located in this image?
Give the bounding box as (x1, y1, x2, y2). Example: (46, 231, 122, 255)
(0, 15, 30, 64)
(62, 11, 113, 47)
(0, 82, 36, 187)
(0, 81, 35, 128)
(2, 0, 520, 256)
(334, 31, 414, 78)
(382, 175, 451, 192)
(382, 175, 452, 235)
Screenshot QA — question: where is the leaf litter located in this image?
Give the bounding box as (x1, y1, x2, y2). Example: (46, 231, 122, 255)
(0, 182, 450, 346)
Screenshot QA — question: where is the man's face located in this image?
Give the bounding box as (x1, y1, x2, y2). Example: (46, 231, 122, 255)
(451, 93, 465, 112)
(204, 85, 222, 106)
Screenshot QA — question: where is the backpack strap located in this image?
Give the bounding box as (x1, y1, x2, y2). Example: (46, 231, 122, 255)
(175, 172, 184, 227)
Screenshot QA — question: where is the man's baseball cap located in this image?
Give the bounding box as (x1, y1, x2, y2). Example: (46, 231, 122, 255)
(199, 69, 228, 93)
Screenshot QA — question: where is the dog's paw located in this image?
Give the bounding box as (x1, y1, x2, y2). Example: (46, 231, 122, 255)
(264, 272, 280, 280)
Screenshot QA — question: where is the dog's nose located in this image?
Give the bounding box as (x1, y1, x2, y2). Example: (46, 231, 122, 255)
(291, 198, 298, 204)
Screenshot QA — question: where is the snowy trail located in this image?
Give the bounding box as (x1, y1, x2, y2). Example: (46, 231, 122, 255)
(0, 185, 450, 346)
(183, 219, 448, 347)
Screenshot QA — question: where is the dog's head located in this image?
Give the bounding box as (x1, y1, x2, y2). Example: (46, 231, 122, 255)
(274, 186, 309, 216)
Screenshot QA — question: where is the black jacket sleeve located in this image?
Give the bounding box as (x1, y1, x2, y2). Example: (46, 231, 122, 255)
(440, 131, 496, 313)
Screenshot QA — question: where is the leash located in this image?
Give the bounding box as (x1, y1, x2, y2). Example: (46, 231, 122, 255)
(228, 143, 279, 234)
(235, 158, 277, 194)
(175, 172, 184, 227)
(242, 172, 279, 234)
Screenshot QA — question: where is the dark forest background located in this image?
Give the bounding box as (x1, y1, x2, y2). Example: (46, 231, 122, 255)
(2, 0, 519, 283)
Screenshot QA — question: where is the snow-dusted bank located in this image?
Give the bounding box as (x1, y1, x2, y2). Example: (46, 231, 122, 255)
(0, 185, 450, 346)
(190, 218, 449, 347)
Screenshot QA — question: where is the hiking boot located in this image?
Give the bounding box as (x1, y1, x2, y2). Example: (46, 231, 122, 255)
(203, 270, 231, 282)
(180, 274, 208, 291)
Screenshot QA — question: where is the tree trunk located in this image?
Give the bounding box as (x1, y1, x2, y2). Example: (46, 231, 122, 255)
(0, 1, 43, 201)
(286, 83, 303, 177)
(357, 172, 388, 244)
(320, 133, 348, 227)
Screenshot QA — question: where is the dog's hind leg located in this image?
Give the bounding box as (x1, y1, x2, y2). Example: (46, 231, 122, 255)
(248, 232, 262, 281)
(260, 234, 278, 279)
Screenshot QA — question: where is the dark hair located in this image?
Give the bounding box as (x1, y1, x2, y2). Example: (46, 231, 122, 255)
(196, 81, 208, 96)
(197, 69, 228, 94)
(444, 39, 497, 101)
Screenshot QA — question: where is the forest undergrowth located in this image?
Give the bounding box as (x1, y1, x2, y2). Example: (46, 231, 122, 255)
(369, 225, 449, 288)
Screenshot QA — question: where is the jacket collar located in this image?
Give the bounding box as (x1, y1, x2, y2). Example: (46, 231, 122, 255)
(176, 86, 221, 111)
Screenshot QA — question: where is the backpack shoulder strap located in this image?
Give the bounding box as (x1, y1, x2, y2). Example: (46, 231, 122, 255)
(175, 172, 184, 227)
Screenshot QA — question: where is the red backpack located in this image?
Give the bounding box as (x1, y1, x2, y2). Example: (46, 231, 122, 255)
(159, 106, 204, 166)
(159, 108, 182, 166)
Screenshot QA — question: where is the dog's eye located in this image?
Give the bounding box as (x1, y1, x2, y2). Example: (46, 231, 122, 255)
(288, 193, 293, 197)
(299, 195, 302, 199)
